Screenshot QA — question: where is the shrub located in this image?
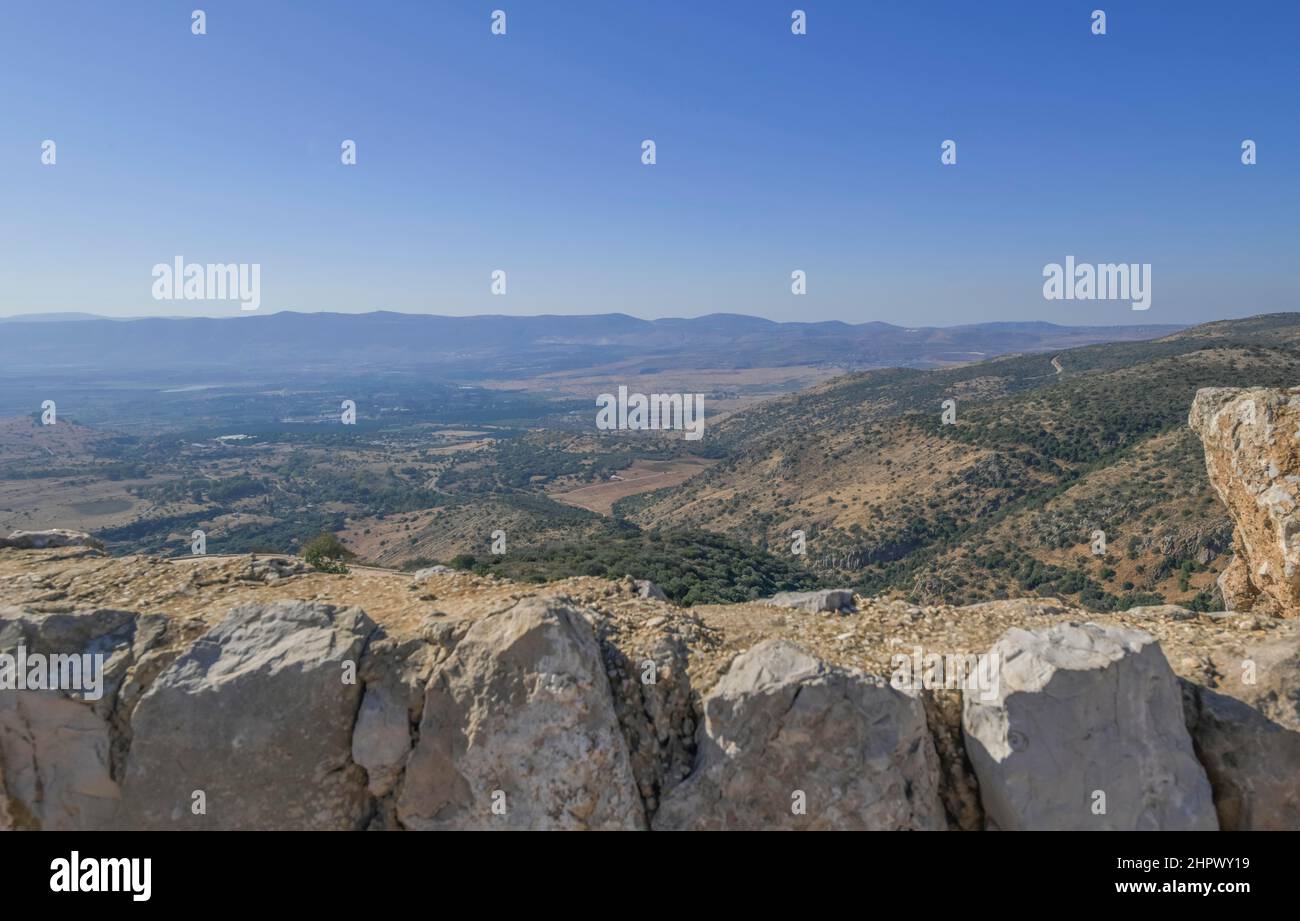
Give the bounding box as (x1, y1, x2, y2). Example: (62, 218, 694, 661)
(302, 532, 351, 574)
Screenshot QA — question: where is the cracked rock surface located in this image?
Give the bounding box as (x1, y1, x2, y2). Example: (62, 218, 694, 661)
(962, 621, 1218, 830)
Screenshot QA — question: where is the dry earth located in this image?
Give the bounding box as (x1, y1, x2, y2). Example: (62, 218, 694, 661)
(1, 546, 1279, 701)
(549, 458, 717, 515)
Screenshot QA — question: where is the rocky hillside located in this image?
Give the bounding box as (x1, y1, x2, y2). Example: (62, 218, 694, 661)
(2, 387, 1299, 831)
(622, 313, 1300, 611)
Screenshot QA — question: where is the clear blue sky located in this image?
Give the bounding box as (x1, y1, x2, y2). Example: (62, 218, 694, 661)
(2, 1, 1296, 325)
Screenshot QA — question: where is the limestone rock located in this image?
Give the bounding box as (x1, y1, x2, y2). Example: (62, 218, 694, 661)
(1190, 387, 1300, 614)
(1181, 680, 1300, 830)
(1217, 542, 1261, 611)
(351, 634, 435, 803)
(115, 600, 376, 830)
(654, 639, 945, 830)
(410, 565, 453, 583)
(0, 606, 172, 830)
(635, 580, 668, 601)
(1124, 604, 1198, 621)
(0, 607, 170, 724)
(0, 692, 117, 831)
(963, 622, 1218, 830)
(759, 589, 856, 614)
(0, 529, 104, 552)
(396, 598, 645, 830)
(953, 598, 1074, 619)
(237, 556, 309, 584)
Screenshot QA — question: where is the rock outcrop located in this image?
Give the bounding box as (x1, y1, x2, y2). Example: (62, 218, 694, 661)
(0, 689, 117, 831)
(409, 565, 453, 583)
(0, 529, 104, 552)
(759, 589, 856, 614)
(114, 601, 376, 830)
(396, 598, 645, 830)
(962, 622, 1218, 830)
(238, 556, 310, 584)
(654, 639, 945, 830)
(4, 553, 1296, 831)
(0, 606, 178, 830)
(1190, 387, 1300, 614)
(634, 579, 667, 601)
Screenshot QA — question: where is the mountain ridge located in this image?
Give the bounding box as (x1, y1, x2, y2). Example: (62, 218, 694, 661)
(0, 309, 1184, 377)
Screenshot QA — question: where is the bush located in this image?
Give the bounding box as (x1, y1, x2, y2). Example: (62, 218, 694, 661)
(302, 532, 351, 574)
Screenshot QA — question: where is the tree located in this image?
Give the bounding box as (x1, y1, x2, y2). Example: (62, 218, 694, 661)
(303, 532, 351, 573)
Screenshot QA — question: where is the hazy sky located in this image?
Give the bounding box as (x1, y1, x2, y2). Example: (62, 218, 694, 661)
(2, 1, 1296, 325)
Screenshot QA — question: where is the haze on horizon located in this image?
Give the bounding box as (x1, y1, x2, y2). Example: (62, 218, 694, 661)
(2, 1, 1297, 327)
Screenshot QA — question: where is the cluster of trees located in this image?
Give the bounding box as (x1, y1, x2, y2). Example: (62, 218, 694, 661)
(973, 548, 1164, 612)
(133, 474, 264, 504)
(447, 528, 821, 606)
(437, 439, 663, 493)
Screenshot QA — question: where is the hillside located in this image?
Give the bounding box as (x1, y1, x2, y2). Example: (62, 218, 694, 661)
(623, 313, 1300, 611)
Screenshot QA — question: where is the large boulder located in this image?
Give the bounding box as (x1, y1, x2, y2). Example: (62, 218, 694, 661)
(1181, 681, 1300, 830)
(0, 607, 172, 830)
(1190, 387, 1300, 614)
(0, 529, 104, 552)
(237, 556, 309, 584)
(654, 639, 945, 830)
(395, 598, 645, 830)
(759, 589, 856, 615)
(409, 565, 453, 584)
(115, 601, 376, 830)
(962, 622, 1218, 830)
(635, 580, 668, 601)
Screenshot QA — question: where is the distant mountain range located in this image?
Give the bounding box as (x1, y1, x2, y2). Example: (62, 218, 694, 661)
(0, 312, 122, 323)
(0, 311, 1183, 378)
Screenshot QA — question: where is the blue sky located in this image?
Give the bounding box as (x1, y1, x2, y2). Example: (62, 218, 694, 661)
(2, 1, 1296, 325)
